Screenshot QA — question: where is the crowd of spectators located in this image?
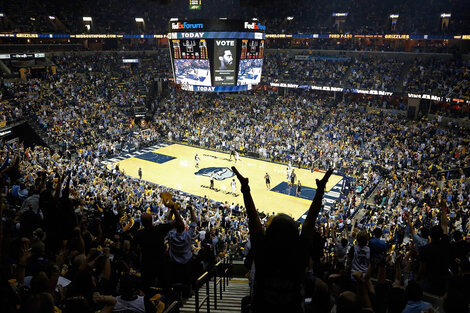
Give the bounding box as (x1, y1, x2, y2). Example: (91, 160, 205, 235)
(262, 53, 352, 86)
(259, 52, 359, 89)
(0, 52, 254, 312)
(404, 58, 470, 100)
(262, 52, 469, 100)
(262, 53, 405, 91)
(0, 50, 468, 126)
(1, 52, 172, 144)
(0, 142, 252, 313)
(261, 37, 462, 55)
(154, 89, 470, 313)
(0, 49, 469, 312)
(346, 57, 404, 91)
(0, 98, 23, 127)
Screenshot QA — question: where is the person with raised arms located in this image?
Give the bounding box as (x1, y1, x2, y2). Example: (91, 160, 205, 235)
(232, 166, 332, 313)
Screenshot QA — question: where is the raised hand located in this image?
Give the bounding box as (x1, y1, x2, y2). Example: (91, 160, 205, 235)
(160, 192, 181, 210)
(315, 169, 333, 190)
(19, 249, 32, 266)
(232, 166, 249, 187)
(231, 167, 261, 234)
(302, 169, 334, 234)
(160, 192, 173, 206)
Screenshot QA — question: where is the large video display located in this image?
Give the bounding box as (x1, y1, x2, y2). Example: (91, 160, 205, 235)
(237, 59, 263, 85)
(174, 59, 211, 86)
(168, 19, 265, 92)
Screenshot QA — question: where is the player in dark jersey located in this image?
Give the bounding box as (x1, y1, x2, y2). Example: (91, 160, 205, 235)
(264, 173, 271, 189)
(290, 169, 296, 186)
(210, 174, 214, 189)
(296, 181, 302, 196)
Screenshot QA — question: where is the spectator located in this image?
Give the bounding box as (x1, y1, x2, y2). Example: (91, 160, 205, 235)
(402, 281, 433, 313)
(419, 207, 451, 296)
(369, 227, 387, 264)
(167, 202, 197, 293)
(113, 274, 164, 313)
(232, 166, 332, 313)
(133, 210, 176, 292)
(348, 230, 370, 276)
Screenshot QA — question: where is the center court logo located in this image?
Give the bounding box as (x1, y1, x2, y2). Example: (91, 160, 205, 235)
(195, 167, 234, 180)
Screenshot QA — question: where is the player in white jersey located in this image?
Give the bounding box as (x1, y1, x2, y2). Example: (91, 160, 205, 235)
(195, 153, 200, 168)
(231, 179, 237, 195)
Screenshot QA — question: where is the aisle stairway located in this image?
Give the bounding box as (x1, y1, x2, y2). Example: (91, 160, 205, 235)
(394, 60, 411, 92)
(25, 118, 57, 150)
(180, 278, 250, 313)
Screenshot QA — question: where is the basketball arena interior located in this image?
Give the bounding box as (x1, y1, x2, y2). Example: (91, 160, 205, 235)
(0, 0, 469, 312)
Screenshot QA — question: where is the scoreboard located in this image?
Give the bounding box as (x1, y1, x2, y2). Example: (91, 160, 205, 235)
(168, 19, 265, 92)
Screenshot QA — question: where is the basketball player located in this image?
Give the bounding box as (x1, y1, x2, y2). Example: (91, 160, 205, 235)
(265, 173, 271, 189)
(231, 179, 237, 195)
(138, 168, 142, 180)
(290, 169, 296, 186)
(195, 153, 200, 168)
(296, 180, 302, 196)
(210, 174, 215, 190)
(235, 151, 240, 163)
(229, 149, 235, 161)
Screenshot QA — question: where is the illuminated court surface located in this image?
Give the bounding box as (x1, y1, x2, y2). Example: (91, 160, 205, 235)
(104, 143, 344, 220)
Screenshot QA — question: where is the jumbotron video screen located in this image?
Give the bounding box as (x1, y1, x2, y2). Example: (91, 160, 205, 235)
(168, 19, 265, 92)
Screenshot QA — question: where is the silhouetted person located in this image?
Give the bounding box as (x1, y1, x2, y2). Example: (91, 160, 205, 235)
(233, 166, 332, 313)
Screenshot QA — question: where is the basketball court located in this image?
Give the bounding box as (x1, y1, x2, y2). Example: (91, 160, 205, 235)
(102, 143, 346, 221)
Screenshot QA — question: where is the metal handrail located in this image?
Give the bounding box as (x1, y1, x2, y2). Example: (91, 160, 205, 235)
(224, 256, 230, 288)
(195, 271, 210, 313)
(162, 300, 179, 313)
(193, 256, 232, 313)
(198, 271, 209, 282)
(213, 260, 223, 310)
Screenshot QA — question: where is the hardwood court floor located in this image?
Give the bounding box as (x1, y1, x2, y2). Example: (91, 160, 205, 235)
(109, 143, 343, 220)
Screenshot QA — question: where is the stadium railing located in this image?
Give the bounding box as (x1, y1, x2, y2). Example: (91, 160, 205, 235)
(162, 300, 179, 313)
(194, 256, 232, 313)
